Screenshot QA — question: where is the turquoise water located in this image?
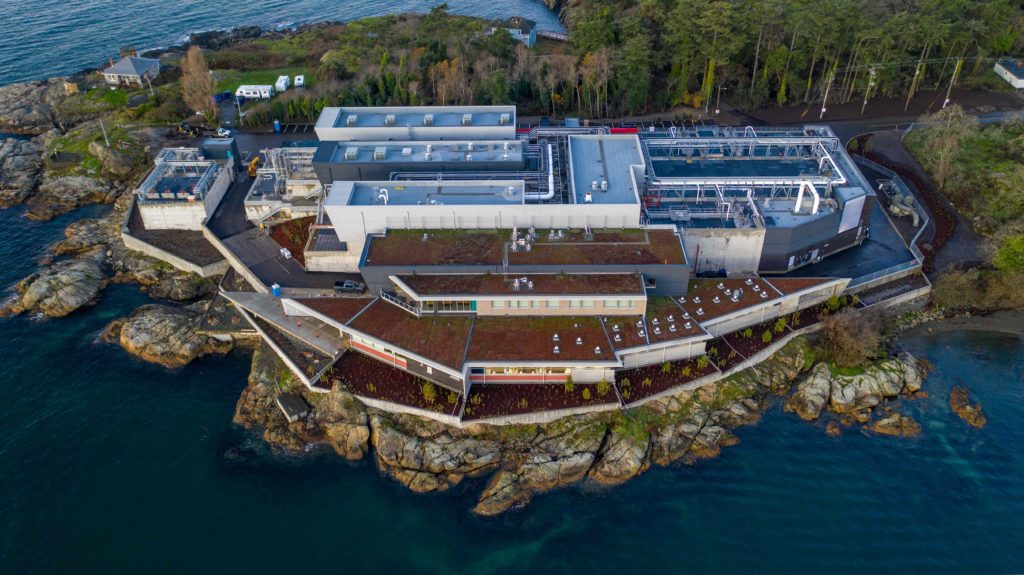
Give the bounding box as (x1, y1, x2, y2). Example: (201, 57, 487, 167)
(1, 197, 1022, 573)
(0, 0, 563, 84)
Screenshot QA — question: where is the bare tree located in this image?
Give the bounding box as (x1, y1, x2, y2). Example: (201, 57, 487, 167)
(181, 46, 217, 124)
(919, 105, 978, 192)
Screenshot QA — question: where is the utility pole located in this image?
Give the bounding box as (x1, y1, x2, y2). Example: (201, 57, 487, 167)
(820, 69, 834, 120)
(715, 85, 726, 116)
(99, 118, 110, 147)
(943, 58, 963, 109)
(861, 68, 876, 116)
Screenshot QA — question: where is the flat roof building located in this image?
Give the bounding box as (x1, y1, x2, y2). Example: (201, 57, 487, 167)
(314, 105, 517, 142)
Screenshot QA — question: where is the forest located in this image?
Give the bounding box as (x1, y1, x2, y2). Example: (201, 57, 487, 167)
(187, 1, 1024, 125)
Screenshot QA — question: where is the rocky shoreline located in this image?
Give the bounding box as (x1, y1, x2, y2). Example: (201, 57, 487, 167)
(232, 337, 931, 515)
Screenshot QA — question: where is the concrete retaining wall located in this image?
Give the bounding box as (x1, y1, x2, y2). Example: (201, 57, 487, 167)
(202, 223, 269, 294)
(121, 231, 229, 277)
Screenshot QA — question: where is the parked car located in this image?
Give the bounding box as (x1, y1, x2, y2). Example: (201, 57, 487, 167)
(215, 127, 232, 138)
(334, 280, 365, 294)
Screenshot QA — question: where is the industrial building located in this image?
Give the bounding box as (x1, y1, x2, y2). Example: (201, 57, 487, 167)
(134, 140, 239, 230)
(211, 104, 902, 421)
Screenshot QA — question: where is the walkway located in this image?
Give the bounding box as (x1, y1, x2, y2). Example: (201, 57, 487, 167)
(225, 291, 340, 356)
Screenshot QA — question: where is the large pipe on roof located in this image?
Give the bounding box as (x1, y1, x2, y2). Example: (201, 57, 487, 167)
(793, 180, 821, 215)
(524, 143, 555, 201)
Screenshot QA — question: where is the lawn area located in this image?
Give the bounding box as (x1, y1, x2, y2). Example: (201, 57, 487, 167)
(215, 67, 312, 94)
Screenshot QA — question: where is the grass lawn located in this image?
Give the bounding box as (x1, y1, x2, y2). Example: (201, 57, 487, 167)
(215, 67, 313, 94)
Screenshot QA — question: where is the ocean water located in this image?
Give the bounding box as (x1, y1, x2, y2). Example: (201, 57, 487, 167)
(0, 200, 1023, 573)
(0, 0, 563, 84)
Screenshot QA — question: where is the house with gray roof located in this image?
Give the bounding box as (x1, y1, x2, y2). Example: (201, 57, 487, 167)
(488, 16, 537, 48)
(103, 56, 161, 87)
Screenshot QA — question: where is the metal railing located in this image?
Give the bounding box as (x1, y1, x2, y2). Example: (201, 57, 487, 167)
(380, 291, 421, 318)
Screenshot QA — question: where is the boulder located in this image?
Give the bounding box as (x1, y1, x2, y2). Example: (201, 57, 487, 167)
(26, 175, 119, 220)
(786, 363, 832, 421)
(112, 251, 218, 301)
(829, 355, 922, 415)
(54, 218, 109, 255)
(315, 389, 370, 460)
(3, 249, 106, 317)
(110, 303, 232, 368)
(870, 413, 922, 437)
(0, 137, 44, 207)
(949, 386, 986, 428)
(589, 428, 649, 485)
(88, 141, 134, 176)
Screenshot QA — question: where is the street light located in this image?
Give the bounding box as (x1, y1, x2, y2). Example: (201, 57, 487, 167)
(715, 85, 727, 116)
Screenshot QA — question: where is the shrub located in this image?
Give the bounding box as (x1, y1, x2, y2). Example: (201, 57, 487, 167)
(761, 330, 773, 344)
(620, 377, 631, 388)
(642, 377, 652, 387)
(741, 327, 753, 338)
(421, 382, 437, 404)
(826, 295, 841, 312)
(596, 380, 611, 397)
(582, 388, 592, 400)
(932, 268, 981, 309)
(774, 317, 788, 333)
(680, 365, 692, 377)
(819, 310, 881, 368)
(994, 235, 1024, 272)
(696, 356, 709, 370)
(661, 362, 673, 374)
(447, 391, 458, 405)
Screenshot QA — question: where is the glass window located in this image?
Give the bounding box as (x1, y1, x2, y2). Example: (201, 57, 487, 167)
(546, 299, 560, 308)
(492, 300, 505, 309)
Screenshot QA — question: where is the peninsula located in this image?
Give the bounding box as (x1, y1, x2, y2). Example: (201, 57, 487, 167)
(1, 8, 1020, 514)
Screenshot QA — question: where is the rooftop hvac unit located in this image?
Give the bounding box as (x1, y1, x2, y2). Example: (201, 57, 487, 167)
(584, 191, 593, 203)
(462, 113, 473, 126)
(343, 147, 358, 161)
(423, 114, 433, 126)
(401, 147, 412, 157)
(385, 114, 396, 127)
(467, 142, 474, 151)
(373, 146, 387, 160)
(465, 154, 473, 161)
(425, 144, 433, 154)
(503, 141, 511, 151)
(346, 114, 358, 126)
(500, 113, 510, 125)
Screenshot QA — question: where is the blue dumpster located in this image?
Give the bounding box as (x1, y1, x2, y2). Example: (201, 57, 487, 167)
(271, 283, 282, 298)
(273, 119, 281, 133)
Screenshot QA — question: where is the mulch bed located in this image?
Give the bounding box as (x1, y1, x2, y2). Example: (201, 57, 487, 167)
(330, 352, 464, 416)
(462, 382, 619, 421)
(616, 356, 719, 405)
(269, 216, 315, 267)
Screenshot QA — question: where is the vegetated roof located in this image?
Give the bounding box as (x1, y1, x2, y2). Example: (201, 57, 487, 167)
(104, 56, 160, 76)
(364, 230, 505, 266)
(678, 278, 782, 322)
(466, 316, 616, 363)
(347, 300, 473, 369)
(604, 315, 649, 351)
(643, 296, 707, 343)
(397, 273, 645, 297)
(294, 297, 373, 325)
(508, 229, 685, 266)
(364, 228, 685, 267)
(763, 277, 838, 296)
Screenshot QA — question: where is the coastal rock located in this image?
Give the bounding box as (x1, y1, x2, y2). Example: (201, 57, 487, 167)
(828, 354, 922, 415)
(589, 428, 649, 485)
(869, 413, 922, 437)
(372, 414, 501, 493)
(0, 137, 44, 207)
(233, 343, 310, 452)
(112, 251, 218, 301)
(54, 218, 107, 255)
(3, 249, 106, 317)
(111, 303, 232, 368)
(949, 386, 987, 428)
(315, 388, 370, 460)
(786, 363, 832, 420)
(26, 175, 119, 221)
(0, 81, 61, 134)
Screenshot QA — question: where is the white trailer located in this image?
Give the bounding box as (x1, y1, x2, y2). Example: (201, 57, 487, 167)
(235, 85, 274, 99)
(275, 75, 291, 92)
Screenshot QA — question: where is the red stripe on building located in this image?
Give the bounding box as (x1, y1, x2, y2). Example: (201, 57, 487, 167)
(610, 127, 639, 134)
(469, 374, 570, 383)
(350, 341, 408, 369)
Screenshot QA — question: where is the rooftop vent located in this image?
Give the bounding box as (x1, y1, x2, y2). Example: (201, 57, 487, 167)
(594, 346, 602, 355)
(638, 329, 646, 338)
(553, 345, 560, 354)
(503, 141, 511, 151)
(696, 308, 704, 316)
(584, 191, 593, 203)
(745, 278, 754, 285)
(373, 146, 387, 160)
(385, 114, 396, 126)
(760, 291, 768, 299)
(613, 334, 622, 342)
(553, 333, 559, 342)
(423, 114, 433, 126)
(683, 312, 690, 319)
(401, 147, 412, 157)
(467, 142, 474, 151)
(654, 327, 662, 335)
(667, 315, 675, 323)
(346, 114, 358, 127)
(576, 337, 583, 345)
(669, 324, 677, 332)
(600, 180, 608, 191)
(717, 282, 725, 289)
(753, 285, 761, 292)
(612, 324, 620, 333)
(500, 113, 510, 125)
(679, 297, 686, 303)
(343, 146, 358, 161)
(693, 297, 701, 304)
(712, 296, 721, 304)
(684, 321, 692, 329)
(652, 318, 660, 325)
(462, 113, 473, 126)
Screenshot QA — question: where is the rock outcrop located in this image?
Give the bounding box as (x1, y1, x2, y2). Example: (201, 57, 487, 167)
(26, 175, 119, 221)
(870, 413, 922, 437)
(107, 303, 232, 368)
(88, 141, 134, 177)
(2, 249, 106, 317)
(0, 80, 62, 134)
(949, 386, 987, 428)
(785, 353, 923, 422)
(233, 337, 832, 515)
(0, 137, 44, 207)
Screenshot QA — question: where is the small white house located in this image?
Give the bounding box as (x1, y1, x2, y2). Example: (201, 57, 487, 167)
(275, 75, 291, 92)
(103, 56, 161, 87)
(235, 85, 274, 99)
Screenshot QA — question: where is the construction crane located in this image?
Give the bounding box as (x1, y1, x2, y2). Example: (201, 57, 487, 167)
(247, 156, 261, 177)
